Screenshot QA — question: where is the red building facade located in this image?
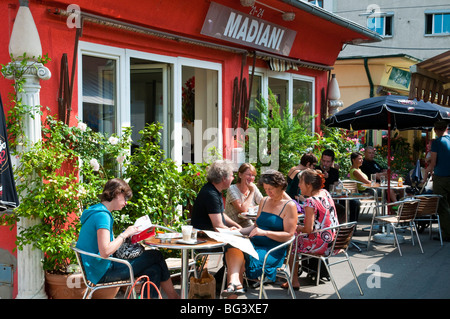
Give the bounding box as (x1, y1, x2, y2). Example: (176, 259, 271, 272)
(0, 0, 379, 297)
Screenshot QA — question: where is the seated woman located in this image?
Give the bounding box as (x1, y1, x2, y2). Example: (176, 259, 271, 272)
(222, 170, 297, 297)
(348, 151, 371, 222)
(224, 163, 263, 228)
(286, 152, 318, 203)
(76, 178, 179, 299)
(349, 151, 370, 191)
(284, 169, 339, 289)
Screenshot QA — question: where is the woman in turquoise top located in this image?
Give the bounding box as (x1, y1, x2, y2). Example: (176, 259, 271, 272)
(222, 170, 297, 297)
(76, 178, 179, 299)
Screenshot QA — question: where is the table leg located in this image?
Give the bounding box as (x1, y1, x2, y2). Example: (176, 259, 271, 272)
(181, 249, 189, 299)
(345, 199, 364, 252)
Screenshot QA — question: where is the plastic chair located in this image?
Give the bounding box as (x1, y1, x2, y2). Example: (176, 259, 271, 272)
(71, 242, 137, 299)
(295, 222, 364, 299)
(367, 199, 423, 256)
(414, 194, 443, 245)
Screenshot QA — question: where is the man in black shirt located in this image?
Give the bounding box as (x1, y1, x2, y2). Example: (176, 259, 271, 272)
(360, 146, 386, 181)
(316, 149, 339, 191)
(191, 161, 242, 231)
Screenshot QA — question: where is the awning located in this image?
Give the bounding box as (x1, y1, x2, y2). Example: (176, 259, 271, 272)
(409, 50, 450, 107)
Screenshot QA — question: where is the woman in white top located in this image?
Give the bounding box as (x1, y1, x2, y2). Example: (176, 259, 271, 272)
(225, 163, 263, 227)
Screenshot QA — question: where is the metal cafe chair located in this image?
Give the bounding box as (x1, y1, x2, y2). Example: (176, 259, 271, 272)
(367, 199, 423, 256)
(220, 236, 297, 299)
(258, 236, 296, 299)
(414, 194, 443, 245)
(71, 242, 137, 299)
(294, 222, 364, 299)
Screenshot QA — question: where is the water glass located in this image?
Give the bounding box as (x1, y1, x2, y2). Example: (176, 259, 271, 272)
(330, 184, 336, 195)
(371, 174, 377, 186)
(380, 175, 386, 186)
(182, 225, 193, 241)
(191, 228, 198, 242)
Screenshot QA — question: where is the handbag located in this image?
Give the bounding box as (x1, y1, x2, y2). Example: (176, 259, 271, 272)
(188, 268, 216, 299)
(127, 275, 162, 299)
(114, 237, 144, 260)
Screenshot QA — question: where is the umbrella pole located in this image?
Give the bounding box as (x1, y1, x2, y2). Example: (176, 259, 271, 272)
(387, 112, 391, 203)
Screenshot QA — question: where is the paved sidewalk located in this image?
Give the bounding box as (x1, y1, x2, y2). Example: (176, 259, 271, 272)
(175, 214, 450, 299)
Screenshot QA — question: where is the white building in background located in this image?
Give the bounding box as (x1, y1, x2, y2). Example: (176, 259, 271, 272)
(307, 0, 450, 150)
(331, 0, 449, 60)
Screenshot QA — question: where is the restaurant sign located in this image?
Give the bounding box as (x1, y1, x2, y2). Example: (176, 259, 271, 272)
(201, 2, 297, 56)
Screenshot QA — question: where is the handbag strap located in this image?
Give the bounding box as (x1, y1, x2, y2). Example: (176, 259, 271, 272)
(127, 275, 162, 299)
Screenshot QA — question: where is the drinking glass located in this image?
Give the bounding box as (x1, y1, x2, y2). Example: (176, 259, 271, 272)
(371, 174, 377, 186)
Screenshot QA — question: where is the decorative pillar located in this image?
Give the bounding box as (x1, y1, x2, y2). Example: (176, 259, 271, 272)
(327, 74, 344, 116)
(7, 0, 51, 299)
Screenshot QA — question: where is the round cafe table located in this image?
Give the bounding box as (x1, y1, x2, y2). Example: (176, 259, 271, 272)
(363, 182, 408, 244)
(144, 235, 225, 299)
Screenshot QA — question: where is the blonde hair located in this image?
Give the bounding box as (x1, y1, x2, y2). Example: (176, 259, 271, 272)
(236, 163, 257, 183)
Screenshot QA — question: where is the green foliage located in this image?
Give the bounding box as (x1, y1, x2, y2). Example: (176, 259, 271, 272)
(118, 123, 208, 235)
(3, 114, 130, 273)
(376, 133, 414, 178)
(246, 89, 316, 176)
(314, 125, 358, 179)
(1, 53, 51, 151)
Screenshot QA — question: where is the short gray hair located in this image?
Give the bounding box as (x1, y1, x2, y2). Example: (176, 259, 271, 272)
(207, 160, 234, 184)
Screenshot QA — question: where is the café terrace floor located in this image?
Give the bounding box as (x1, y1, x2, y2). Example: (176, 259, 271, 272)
(167, 212, 450, 300)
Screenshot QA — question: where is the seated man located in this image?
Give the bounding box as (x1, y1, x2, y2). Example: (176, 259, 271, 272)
(315, 149, 339, 191)
(361, 146, 398, 202)
(360, 146, 386, 181)
(191, 160, 242, 231)
(316, 149, 347, 221)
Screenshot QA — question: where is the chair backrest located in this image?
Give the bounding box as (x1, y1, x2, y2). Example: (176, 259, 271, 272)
(342, 180, 358, 194)
(397, 199, 420, 222)
(71, 242, 93, 286)
(415, 195, 440, 217)
(331, 222, 357, 254)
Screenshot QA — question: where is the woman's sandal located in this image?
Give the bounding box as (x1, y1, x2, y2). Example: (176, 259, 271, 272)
(222, 283, 245, 297)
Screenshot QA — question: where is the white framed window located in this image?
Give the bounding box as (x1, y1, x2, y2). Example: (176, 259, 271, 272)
(425, 11, 450, 35)
(78, 42, 222, 164)
(367, 14, 393, 37)
(249, 67, 315, 132)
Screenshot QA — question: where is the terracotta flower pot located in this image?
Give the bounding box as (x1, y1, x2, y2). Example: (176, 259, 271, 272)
(45, 272, 119, 299)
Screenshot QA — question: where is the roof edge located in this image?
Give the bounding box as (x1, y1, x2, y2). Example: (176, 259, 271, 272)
(280, 0, 382, 43)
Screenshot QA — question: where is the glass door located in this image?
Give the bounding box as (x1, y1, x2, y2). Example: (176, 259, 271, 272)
(130, 60, 171, 155)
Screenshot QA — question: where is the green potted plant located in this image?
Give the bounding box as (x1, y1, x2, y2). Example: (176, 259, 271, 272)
(3, 114, 131, 298)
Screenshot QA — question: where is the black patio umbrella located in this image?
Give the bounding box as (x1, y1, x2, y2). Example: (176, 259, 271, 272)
(0, 94, 19, 210)
(325, 95, 450, 131)
(325, 95, 450, 202)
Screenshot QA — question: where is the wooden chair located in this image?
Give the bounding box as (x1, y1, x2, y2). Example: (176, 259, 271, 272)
(367, 199, 423, 256)
(295, 222, 363, 299)
(71, 242, 137, 299)
(414, 194, 443, 245)
(342, 180, 358, 194)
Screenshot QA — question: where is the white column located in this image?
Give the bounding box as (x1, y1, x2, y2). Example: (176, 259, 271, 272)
(9, 61, 51, 299)
(7, 1, 51, 299)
